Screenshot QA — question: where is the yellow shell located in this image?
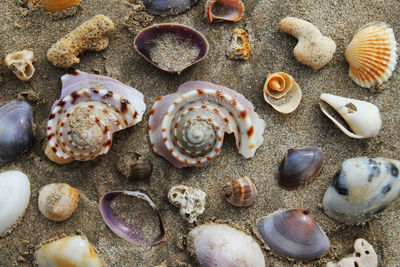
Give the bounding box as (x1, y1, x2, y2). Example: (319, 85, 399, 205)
(42, 0, 81, 12)
(345, 23, 397, 89)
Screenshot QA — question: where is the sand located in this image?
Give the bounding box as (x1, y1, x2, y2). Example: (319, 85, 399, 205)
(0, 0, 399, 266)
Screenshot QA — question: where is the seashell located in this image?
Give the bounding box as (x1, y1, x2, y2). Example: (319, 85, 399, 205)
(117, 152, 153, 181)
(257, 209, 330, 261)
(41, 0, 81, 12)
(45, 70, 146, 164)
(323, 157, 400, 224)
(278, 147, 324, 190)
(263, 72, 302, 114)
(5, 50, 35, 81)
(345, 22, 397, 89)
(35, 234, 104, 266)
(168, 185, 206, 223)
(187, 223, 266, 266)
(0, 170, 30, 237)
(205, 0, 245, 23)
(223, 176, 257, 207)
(134, 24, 209, 74)
(327, 238, 378, 267)
(99, 190, 166, 245)
(319, 93, 382, 139)
(142, 0, 198, 15)
(0, 101, 34, 165)
(148, 81, 266, 168)
(226, 28, 251, 60)
(38, 183, 79, 221)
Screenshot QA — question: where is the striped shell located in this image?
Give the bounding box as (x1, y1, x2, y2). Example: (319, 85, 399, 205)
(224, 176, 257, 207)
(345, 22, 398, 89)
(46, 70, 146, 163)
(148, 81, 266, 168)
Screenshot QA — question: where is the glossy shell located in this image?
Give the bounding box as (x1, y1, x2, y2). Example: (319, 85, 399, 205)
(148, 81, 266, 168)
(42, 0, 81, 12)
(134, 24, 209, 74)
(0, 101, 34, 165)
(278, 147, 324, 190)
(117, 152, 153, 181)
(38, 183, 79, 221)
(319, 93, 382, 139)
(0, 170, 30, 237)
(224, 176, 257, 207)
(323, 157, 400, 224)
(187, 223, 266, 267)
(345, 22, 397, 89)
(205, 0, 245, 23)
(142, 0, 198, 15)
(257, 209, 330, 261)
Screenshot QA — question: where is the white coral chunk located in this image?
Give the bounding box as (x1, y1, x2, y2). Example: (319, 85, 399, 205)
(168, 185, 206, 223)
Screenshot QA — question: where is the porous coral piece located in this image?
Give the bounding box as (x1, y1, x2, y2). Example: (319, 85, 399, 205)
(326, 239, 378, 267)
(279, 17, 336, 70)
(168, 185, 206, 223)
(226, 28, 251, 60)
(47, 15, 115, 68)
(5, 50, 35, 81)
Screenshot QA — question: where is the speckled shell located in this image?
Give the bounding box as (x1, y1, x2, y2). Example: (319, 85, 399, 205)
(323, 157, 400, 224)
(142, 0, 198, 15)
(148, 81, 266, 168)
(224, 176, 257, 207)
(46, 70, 146, 163)
(257, 209, 330, 261)
(205, 0, 244, 23)
(345, 22, 397, 89)
(42, 0, 81, 12)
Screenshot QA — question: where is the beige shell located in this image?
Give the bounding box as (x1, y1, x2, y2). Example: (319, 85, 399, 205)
(226, 28, 251, 60)
(345, 22, 397, 89)
(5, 50, 35, 81)
(263, 72, 302, 114)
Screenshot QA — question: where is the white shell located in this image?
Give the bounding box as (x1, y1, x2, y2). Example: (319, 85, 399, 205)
(5, 50, 35, 81)
(319, 93, 381, 139)
(0, 170, 30, 237)
(168, 185, 206, 223)
(323, 157, 400, 224)
(35, 235, 104, 267)
(38, 183, 79, 221)
(187, 223, 266, 267)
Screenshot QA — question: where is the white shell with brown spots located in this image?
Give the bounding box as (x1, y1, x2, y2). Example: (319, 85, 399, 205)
(148, 81, 266, 168)
(47, 70, 146, 162)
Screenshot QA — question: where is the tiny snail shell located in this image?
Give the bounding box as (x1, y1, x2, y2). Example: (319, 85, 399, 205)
(224, 176, 257, 207)
(117, 152, 153, 181)
(38, 183, 79, 221)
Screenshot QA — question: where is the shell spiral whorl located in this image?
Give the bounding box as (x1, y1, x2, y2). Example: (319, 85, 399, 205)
(149, 81, 266, 168)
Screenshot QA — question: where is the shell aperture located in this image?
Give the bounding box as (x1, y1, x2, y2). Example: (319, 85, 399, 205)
(148, 81, 266, 168)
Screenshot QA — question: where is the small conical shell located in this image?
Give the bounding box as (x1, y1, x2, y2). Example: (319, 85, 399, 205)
(345, 22, 397, 89)
(224, 176, 257, 207)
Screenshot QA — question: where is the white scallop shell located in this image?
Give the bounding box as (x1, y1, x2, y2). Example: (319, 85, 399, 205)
(0, 170, 30, 237)
(319, 93, 381, 139)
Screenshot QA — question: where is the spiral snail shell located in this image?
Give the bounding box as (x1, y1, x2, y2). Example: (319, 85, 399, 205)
(224, 176, 257, 207)
(148, 81, 266, 168)
(45, 70, 146, 163)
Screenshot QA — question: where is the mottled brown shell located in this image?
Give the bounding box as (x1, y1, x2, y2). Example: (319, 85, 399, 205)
(224, 176, 257, 207)
(117, 152, 153, 181)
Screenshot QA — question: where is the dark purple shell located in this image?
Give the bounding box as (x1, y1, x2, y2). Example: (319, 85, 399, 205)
(278, 147, 323, 190)
(142, 0, 198, 15)
(0, 101, 34, 165)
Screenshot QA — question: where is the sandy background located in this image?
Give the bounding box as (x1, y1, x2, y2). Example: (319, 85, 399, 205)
(0, 0, 400, 266)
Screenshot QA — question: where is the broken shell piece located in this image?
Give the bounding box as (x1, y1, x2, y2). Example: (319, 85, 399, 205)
(224, 176, 257, 207)
(205, 0, 245, 23)
(327, 239, 378, 267)
(168, 185, 206, 223)
(5, 50, 35, 81)
(0, 170, 30, 237)
(99, 190, 166, 245)
(319, 93, 382, 139)
(42, 0, 81, 12)
(263, 72, 302, 114)
(47, 15, 115, 68)
(345, 22, 397, 90)
(142, 0, 198, 15)
(38, 183, 79, 221)
(226, 28, 251, 60)
(35, 234, 104, 267)
(134, 23, 209, 74)
(279, 17, 336, 70)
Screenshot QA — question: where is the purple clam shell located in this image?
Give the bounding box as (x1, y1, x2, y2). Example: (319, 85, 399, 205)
(143, 0, 198, 15)
(257, 209, 330, 261)
(0, 101, 34, 164)
(134, 23, 209, 74)
(99, 190, 165, 246)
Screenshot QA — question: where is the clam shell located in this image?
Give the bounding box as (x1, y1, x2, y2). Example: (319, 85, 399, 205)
(345, 22, 397, 89)
(0, 170, 31, 237)
(187, 223, 266, 266)
(142, 0, 198, 15)
(0, 101, 34, 165)
(256, 209, 330, 261)
(205, 0, 245, 23)
(42, 0, 81, 12)
(224, 176, 257, 207)
(279, 147, 324, 190)
(319, 93, 381, 139)
(323, 157, 400, 224)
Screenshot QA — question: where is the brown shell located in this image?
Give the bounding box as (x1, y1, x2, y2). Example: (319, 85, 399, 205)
(117, 152, 153, 181)
(224, 176, 257, 207)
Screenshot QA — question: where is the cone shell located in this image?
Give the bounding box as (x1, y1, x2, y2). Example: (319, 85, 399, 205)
(205, 0, 244, 23)
(42, 0, 81, 12)
(345, 22, 398, 89)
(224, 176, 257, 207)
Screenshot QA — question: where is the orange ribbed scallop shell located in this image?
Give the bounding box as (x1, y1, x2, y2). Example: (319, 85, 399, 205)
(42, 0, 81, 12)
(345, 23, 397, 89)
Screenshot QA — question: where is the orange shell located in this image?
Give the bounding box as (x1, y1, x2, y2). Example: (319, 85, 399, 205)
(205, 0, 244, 23)
(227, 28, 251, 60)
(263, 72, 295, 99)
(224, 176, 257, 207)
(42, 0, 81, 12)
(345, 23, 397, 89)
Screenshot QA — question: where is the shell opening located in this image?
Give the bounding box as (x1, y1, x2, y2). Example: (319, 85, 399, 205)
(319, 99, 353, 133)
